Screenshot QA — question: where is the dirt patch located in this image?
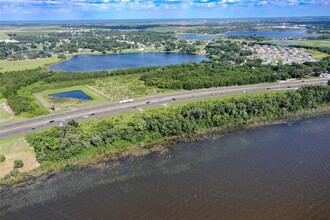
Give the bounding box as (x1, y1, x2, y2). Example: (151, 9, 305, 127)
(0, 138, 39, 178)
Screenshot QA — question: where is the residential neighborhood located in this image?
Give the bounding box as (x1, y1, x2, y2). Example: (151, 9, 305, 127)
(243, 44, 315, 65)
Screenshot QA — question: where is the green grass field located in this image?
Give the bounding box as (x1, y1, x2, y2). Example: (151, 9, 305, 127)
(263, 39, 330, 47)
(34, 85, 109, 110)
(294, 40, 330, 47)
(0, 33, 8, 40)
(0, 57, 61, 72)
(309, 50, 329, 59)
(0, 136, 39, 178)
(90, 74, 176, 102)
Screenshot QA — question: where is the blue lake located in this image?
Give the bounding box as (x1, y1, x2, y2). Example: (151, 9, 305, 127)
(49, 52, 209, 72)
(270, 41, 302, 46)
(49, 90, 92, 100)
(178, 34, 219, 40)
(224, 30, 316, 39)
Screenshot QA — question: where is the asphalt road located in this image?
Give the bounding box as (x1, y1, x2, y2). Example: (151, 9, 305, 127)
(0, 78, 328, 139)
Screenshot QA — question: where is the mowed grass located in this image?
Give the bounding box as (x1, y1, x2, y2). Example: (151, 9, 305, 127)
(262, 40, 330, 47)
(295, 40, 330, 47)
(0, 33, 8, 40)
(90, 74, 176, 102)
(309, 50, 329, 59)
(0, 56, 61, 72)
(34, 85, 108, 110)
(0, 136, 39, 178)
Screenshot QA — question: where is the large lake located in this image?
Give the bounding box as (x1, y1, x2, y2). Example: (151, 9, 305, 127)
(1, 114, 330, 219)
(224, 30, 316, 39)
(178, 33, 219, 40)
(49, 52, 209, 72)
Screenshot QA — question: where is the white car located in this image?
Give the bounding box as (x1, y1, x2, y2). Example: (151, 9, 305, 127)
(119, 99, 134, 104)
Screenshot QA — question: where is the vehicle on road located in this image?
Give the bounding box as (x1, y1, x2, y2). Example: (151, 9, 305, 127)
(172, 98, 176, 101)
(49, 120, 55, 123)
(146, 101, 151, 105)
(83, 115, 89, 118)
(119, 99, 134, 104)
(267, 88, 271, 90)
(90, 113, 96, 116)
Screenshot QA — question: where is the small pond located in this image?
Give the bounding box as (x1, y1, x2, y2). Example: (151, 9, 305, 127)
(49, 90, 92, 100)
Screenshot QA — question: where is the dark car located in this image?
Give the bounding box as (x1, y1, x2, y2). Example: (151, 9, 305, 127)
(287, 86, 291, 88)
(146, 101, 151, 105)
(49, 120, 55, 123)
(267, 88, 271, 90)
(31, 127, 36, 130)
(90, 113, 96, 116)
(172, 98, 176, 101)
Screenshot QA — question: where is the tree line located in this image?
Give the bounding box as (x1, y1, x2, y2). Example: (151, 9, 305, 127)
(31, 86, 330, 164)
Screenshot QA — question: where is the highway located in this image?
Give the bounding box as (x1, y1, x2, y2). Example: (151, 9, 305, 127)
(0, 78, 328, 139)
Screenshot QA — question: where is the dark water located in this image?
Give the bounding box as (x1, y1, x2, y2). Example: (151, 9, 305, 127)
(1, 115, 330, 219)
(224, 30, 316, 39)
(178, 34, 219, 40)
(49, 52, 209, 72)
(271, 41, 302, 46)
(49, 90, 92, 100)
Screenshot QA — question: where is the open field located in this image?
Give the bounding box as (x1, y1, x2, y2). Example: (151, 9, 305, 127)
(0, 57, 61, 72)
(0, 33, 8, 40)
(0, 136, 39, 178)
(309, 50, 329, 59)
(0, 99, 14, 124)
(34, 85, 109, 110)
(261, 40, 330, 47)
(294, 40, 330, 47)
(90, 74, 176, 102)
(0, 26, 64, 35)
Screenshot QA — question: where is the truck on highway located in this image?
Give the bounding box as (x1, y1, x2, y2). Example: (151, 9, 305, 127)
(119, 99, 133, 104)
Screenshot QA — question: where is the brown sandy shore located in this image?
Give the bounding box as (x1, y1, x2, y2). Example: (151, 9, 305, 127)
(1, 106, 330, 191)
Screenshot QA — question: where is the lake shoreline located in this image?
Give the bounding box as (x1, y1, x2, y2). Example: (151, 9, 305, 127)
(48, 51, 208, 72)
(1, 105, 330, 191)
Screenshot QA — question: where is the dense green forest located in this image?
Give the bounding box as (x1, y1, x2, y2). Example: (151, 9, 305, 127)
(141, 56, 330, 90)
(31, 86, 330, 164)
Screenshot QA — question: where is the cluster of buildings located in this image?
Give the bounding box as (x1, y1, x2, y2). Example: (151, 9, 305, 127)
(0, 39, 19, 43)
(243, 44, 315, 65)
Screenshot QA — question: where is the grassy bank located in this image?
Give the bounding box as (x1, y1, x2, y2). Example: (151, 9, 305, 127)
(33, 85, 108, 110)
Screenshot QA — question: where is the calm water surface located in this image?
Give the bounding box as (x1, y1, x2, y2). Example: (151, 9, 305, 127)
(224, 30, 316, 39)
(178, 34, 219, 40)
(49, 90, 92, 100)
(49, 52, 209, 72)
(1, 115, 330, 219)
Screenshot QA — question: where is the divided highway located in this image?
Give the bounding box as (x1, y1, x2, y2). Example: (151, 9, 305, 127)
(0, 78, 328, 139)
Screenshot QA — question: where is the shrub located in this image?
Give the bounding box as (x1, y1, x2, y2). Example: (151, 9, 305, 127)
(10, 169, 20, 177)
(14, 160, 24, 169)
(0, 154, 5, 162)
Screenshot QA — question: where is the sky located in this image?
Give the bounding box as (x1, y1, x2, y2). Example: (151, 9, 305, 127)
(0, 0, 329, 21)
